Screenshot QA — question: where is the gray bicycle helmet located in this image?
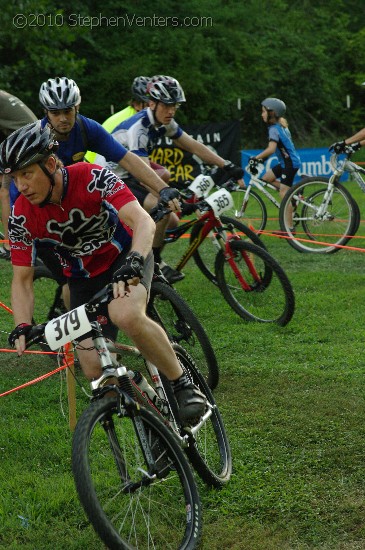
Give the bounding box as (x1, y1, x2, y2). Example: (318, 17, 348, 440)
(147, 75, 186, 104)
(0, 121, 58, 174)
(39, 76, 81, 110)
(131, 76, 150, 102)
(261, 97, 286, 118)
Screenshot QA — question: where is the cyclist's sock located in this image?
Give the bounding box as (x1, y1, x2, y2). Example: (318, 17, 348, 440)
(171, 372, 191, 392)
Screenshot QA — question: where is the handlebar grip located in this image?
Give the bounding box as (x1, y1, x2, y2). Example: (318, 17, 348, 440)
(180, 201, 200, 216)
(24, 324, 47, 349)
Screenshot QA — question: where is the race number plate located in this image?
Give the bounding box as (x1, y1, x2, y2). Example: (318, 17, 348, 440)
(205, 188, 234, 216)
(188, 174, 214, 198)
(44, 305, 92, 350)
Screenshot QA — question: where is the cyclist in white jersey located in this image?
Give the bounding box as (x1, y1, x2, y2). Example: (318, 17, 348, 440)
(101, 75, 243, 282)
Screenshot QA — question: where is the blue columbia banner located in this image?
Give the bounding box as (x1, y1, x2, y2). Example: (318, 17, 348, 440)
(241, 147, 349, 184)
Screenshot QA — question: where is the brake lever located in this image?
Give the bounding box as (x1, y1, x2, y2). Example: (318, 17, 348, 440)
(149, 203, 172, 222)
(85, 283, 114, 313)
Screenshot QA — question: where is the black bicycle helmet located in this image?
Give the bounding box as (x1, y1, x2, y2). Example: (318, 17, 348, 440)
(39, 76, 81, 110)
(147, 75, 186, 104)
(0, 121, 58, 174)
(131, 76, 150, 102)
(261, 97, 286, 118)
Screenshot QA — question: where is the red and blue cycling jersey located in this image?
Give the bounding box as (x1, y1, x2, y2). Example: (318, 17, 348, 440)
(9, 163, 135, 278)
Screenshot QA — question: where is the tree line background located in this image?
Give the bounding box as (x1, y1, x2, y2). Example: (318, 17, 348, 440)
(1, 0, 365, 149)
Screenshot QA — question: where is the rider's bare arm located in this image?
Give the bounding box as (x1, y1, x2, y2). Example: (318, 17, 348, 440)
(118, 199, 156, 259)
(173, 132, 226, 167)
(119, 151, 168, 194)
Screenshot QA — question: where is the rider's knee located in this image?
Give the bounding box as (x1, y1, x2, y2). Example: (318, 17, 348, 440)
(111, 306, 145, 336)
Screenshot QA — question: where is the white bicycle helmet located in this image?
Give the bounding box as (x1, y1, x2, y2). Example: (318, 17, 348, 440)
(0, 121, 58, 174)
(147, 75, 186, 104)
(39, 77, 81, 110)
(131, 76, 150, 102)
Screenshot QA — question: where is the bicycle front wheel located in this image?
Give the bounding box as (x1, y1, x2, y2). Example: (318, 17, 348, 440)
(169, 345, 232, 488)
(191, 216, 267, 285)
(72, 398, 202, 550)
(148, 281, 220, 390)
(215, 240, 295, 326)
(279, 177, 360, 253)
(226, 188, 267, 232)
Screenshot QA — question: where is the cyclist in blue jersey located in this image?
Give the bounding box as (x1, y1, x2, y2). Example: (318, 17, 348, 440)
(249, 97, 301, 233)
(102, 75, 243, 282)
(8, 77, 181, 285)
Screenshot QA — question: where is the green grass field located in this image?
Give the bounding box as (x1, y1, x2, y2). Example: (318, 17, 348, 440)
(1, 182, 365, 549)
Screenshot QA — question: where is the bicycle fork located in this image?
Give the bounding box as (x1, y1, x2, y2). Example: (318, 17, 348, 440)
(235, 187, 251, 218)
(223, 238, 260, 291)
(145, 360, 214, 443)
(294, 179, 338, 221)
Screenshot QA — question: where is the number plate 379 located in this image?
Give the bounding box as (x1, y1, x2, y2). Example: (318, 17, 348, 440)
(45, 305, 92, 350)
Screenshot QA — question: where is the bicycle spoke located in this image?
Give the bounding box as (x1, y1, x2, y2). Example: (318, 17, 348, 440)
(226, 188, 267, 232)
(279, 178, 359, 253)
(72, 399, 202, 549)
(215, 240, 295, 325)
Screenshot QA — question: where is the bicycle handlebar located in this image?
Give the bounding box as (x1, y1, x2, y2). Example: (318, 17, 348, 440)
(22, 284, 116, 350)
(149, 194, 206, 222)
(84, 283, 114, 313)
(149, 177, 241, 223)
(217, 178, 238, 192)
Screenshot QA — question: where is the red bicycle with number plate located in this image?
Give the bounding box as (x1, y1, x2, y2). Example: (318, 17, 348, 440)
(152, 184, 295, 326)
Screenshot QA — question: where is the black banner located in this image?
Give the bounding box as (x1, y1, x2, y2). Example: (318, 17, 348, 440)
(149, 119, 241, 186)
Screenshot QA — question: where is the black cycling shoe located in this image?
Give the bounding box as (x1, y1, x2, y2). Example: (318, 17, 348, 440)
(160, 264, 185, 284)
(174, 384, 207, 426)
(0, 246, 10, 260)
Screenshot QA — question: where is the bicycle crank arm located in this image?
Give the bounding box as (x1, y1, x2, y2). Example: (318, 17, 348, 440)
(182, 403, 214, 437)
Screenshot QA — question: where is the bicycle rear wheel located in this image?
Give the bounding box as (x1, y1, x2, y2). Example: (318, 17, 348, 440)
(191, 216, 267, 285)
(162, 345, 232, 488)
(226, 188, 267, 232)
(215, 240, 295, 326)
(279, 177, 360, 253)
(147, 281, 219, 390)
(72, 398, 202, 550)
